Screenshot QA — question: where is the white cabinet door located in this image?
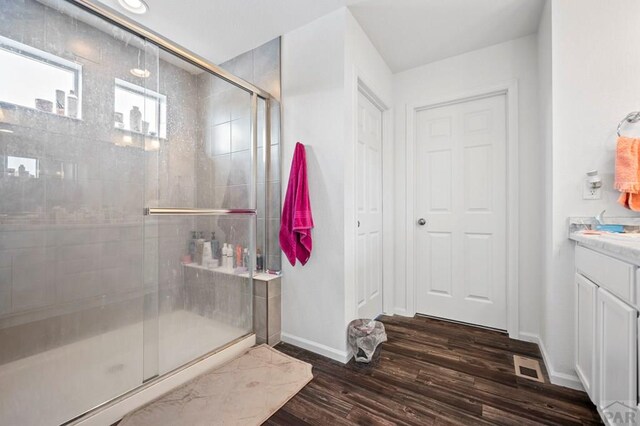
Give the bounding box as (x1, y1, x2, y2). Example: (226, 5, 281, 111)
(575, 273, 598, 403)
(597, 287, 637, 416)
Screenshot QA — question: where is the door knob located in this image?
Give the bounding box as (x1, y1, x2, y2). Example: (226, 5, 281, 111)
(417, 218, 426, 226)
(357, 220, 361, 228)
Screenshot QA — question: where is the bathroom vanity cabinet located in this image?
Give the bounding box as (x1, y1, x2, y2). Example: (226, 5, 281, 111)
(573, 243, 639, 423)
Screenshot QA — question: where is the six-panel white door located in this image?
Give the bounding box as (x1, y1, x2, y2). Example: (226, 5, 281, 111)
(356, 91, 383, 320)
(415, 94, 507, 330)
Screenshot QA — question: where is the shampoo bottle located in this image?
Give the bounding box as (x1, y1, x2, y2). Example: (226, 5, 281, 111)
(236, 245, 242, 268)
(223, 244, 231, 270)
(189, 231, 197, 259)
(221, 244, 227, 269)
(202, 242, 213, 268)
(210, 232, 220, 261)
(67, 90, 78, 118)
(227, 244, 234, 270)
(55, 90, 65, 115)
(130, 106, 142, 132)
(256, 249, 264, 272)
(243, 248, 249, 271)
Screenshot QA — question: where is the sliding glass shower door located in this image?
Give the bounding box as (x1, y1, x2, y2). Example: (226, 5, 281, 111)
(0, 0, 259, 424)
(143, 54, 257, 377)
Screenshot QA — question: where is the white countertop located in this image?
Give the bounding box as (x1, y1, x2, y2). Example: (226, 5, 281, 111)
(569, 231, 640, 265)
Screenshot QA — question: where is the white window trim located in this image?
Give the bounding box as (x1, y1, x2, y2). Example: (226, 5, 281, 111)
(0, 35, 82, 118)
(114, 78, 167, 139)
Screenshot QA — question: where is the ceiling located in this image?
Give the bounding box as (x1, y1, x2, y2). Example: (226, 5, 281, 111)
(349, 0, 545, 73)
(94, 0, 544, 73)
(94, 0, 356, 65)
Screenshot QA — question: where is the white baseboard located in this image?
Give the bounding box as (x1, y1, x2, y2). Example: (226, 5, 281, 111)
(73, 334, 256, 426)
(281, 332, 351, 364)
(518, 332, 583, 391)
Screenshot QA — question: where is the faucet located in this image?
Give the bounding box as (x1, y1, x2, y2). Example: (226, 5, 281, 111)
(595, 209, 606, 226)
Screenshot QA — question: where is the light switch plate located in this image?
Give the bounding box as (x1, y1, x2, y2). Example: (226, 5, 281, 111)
(583, 181, 602, 200)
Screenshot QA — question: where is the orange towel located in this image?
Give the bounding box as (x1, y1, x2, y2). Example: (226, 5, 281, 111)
(615, 136, 640, 211)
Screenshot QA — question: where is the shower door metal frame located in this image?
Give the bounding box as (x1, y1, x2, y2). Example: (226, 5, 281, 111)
(58, 0, 275, 424)
(68, 1, 270, 100)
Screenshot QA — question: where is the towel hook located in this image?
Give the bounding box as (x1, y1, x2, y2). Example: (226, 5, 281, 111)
(617, 111, 640, 136)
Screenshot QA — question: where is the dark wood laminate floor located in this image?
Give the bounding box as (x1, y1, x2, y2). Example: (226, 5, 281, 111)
(266, 315, 602, 425)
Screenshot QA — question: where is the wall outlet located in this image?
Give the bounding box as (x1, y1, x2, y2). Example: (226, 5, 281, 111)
(583, 181, 602, 200)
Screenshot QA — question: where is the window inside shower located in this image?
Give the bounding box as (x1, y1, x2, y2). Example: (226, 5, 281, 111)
(114, 78, 167, 138)
(0, 35, 82, 117)
(0, 0, 280, 424)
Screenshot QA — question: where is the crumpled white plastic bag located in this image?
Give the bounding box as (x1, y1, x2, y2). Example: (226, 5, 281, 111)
(347, 319, 387, 363)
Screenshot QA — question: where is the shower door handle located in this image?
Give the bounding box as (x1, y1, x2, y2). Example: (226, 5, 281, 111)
(144, 207, 256, 216)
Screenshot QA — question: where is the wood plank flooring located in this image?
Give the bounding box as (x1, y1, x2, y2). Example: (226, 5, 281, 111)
(266, 315, 602, 425)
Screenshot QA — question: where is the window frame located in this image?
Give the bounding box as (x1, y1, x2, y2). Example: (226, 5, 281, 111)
(0, 35, 83, 118)
(114, 78, 167, 139)
(4, 154, 40, 179)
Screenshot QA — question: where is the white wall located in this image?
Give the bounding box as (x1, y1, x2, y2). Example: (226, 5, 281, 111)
(282, 1, 640, 381)
(280, 9, 392, 362)
(392, 35, 543, 337)
(280, 10, 349, 361)
(542, 0, 640, 388)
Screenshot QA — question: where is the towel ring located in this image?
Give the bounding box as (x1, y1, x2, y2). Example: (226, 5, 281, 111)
(617, 111, 640, 136)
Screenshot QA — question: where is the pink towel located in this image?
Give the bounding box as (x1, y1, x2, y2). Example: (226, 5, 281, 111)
(615, 136, 640, 211)
(280, 142, 314, 266)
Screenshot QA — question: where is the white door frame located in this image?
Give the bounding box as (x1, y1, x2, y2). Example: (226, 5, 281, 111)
(347, 75, 394, 321)
(356, 81, 386, 319)
(405, 81, 519, 338)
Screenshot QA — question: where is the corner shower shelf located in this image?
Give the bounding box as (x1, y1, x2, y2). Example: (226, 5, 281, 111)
(183, 262, 280, 281)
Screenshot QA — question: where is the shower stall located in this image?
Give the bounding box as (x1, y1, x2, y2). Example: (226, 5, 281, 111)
(0, 0, 280, 424)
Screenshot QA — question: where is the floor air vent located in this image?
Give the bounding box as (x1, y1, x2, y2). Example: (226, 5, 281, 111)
(513, 355, 544, 383)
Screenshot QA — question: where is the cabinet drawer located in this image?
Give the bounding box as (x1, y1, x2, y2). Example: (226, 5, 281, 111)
(576, 245, 635, 304)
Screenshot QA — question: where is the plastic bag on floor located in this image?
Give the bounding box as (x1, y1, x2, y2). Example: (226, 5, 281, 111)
(347, 319, 387, 363)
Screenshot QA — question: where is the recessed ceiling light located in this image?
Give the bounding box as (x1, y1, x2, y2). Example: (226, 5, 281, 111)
(117, 0, 148, 14)
(130, 68, 151, 78)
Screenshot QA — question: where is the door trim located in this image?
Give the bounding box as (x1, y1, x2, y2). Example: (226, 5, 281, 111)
(405, 81, 519, 338)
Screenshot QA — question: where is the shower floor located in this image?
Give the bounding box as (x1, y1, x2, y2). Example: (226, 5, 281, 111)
(0, 310, 247, 426)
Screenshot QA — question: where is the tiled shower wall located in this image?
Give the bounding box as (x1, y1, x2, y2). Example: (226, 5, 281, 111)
(195, 39, 282, 271)
(0, 1, 276, 423)
(0, 4, 281, 325)
(0, 0, 205, 366)
(0, 0, 280, 371)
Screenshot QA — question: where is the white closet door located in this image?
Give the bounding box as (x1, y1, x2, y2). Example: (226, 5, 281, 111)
(415, 94, 507, 329)
(356, 92, 383, 320)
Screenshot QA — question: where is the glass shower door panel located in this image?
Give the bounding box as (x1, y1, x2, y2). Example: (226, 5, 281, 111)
(196, 73, 254, 210)
(0, 1, 152, 424)
(147, 55, 256, 376)
(149, 214, 254, 375)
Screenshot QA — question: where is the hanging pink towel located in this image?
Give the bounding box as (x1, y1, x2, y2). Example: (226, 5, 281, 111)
(280, 142, 314, 266)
